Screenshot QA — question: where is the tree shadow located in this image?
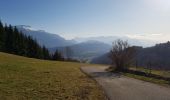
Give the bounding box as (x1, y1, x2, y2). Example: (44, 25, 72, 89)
(91, 71, 122, 79)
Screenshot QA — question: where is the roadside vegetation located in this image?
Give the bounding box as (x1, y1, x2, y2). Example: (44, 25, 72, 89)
(0, 52, 105, 100)
(123, 72, 170, 86)
(129, 67, 170, 78)
(108, 39, 170, 86)
(123, 67, 170, 86)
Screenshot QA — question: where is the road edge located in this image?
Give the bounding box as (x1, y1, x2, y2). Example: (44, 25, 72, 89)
(80, 67, 110, 100)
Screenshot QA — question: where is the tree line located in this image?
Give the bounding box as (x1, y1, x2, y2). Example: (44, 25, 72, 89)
(0, 20, 63, 61)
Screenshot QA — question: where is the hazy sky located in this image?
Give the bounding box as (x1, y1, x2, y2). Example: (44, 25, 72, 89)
(0, 0, 170, 42)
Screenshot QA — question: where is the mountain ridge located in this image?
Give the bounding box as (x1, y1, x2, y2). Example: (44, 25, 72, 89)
(16, 25, 76, 48)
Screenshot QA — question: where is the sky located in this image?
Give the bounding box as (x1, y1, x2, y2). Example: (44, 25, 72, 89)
(0, 0, 170, 43)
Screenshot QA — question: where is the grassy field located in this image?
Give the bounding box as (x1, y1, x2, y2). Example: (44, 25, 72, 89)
(0, 52, 105, 100)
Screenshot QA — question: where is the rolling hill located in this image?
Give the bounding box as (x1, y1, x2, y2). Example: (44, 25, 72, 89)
(135, 42, 170, 70)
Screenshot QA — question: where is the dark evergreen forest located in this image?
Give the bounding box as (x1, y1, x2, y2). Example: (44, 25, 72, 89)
(0, 20, 63, 61)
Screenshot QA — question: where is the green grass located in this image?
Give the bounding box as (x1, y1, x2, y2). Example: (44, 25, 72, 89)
(123, 67, 170, 86)
(107, 66, 170, 86)
(129, 67, 170, 78)
(0, 52, 105, 100)
(123, 73, 170, 86)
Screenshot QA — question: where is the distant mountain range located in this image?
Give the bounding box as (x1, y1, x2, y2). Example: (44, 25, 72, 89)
(16, 25, 158, 48)
(91, 41, 170, 70)
(16, 25, 76, 48)
(16, 25, 113, 60)
(49, 40, 112, 61)
(16, 25, 166, 63)
(74, 36, 156, 47)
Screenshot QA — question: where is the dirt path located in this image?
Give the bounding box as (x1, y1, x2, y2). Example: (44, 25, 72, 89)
(81, 66, 170, 100)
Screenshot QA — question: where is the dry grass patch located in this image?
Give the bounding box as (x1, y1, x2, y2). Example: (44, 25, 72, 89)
(0, 52, 105, 100)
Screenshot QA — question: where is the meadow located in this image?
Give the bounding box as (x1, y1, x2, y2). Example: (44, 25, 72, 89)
(0, 52, 105, 100)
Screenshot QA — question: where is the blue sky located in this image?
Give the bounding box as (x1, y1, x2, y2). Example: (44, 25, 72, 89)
(0, 0, 170, 42)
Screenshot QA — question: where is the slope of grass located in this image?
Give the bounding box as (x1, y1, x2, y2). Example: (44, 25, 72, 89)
(0, 52, 105, 100)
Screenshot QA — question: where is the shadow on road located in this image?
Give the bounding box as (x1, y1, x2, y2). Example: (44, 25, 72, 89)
(91, 71, 122, 79)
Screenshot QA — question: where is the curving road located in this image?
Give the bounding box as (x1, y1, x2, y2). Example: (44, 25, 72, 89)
(81, 66, 170, 100)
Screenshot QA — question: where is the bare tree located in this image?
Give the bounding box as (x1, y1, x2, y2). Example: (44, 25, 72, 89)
(109, 39, 135, 71)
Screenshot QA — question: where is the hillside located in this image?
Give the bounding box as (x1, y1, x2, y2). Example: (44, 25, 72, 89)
(49, 41, 111, 61)
(16, 25, 75, 48)
(91, 53, 112, 64)
(0, 52, 105, 100)
(135, 42, 170, 70)
(91, 41, 170, 70)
